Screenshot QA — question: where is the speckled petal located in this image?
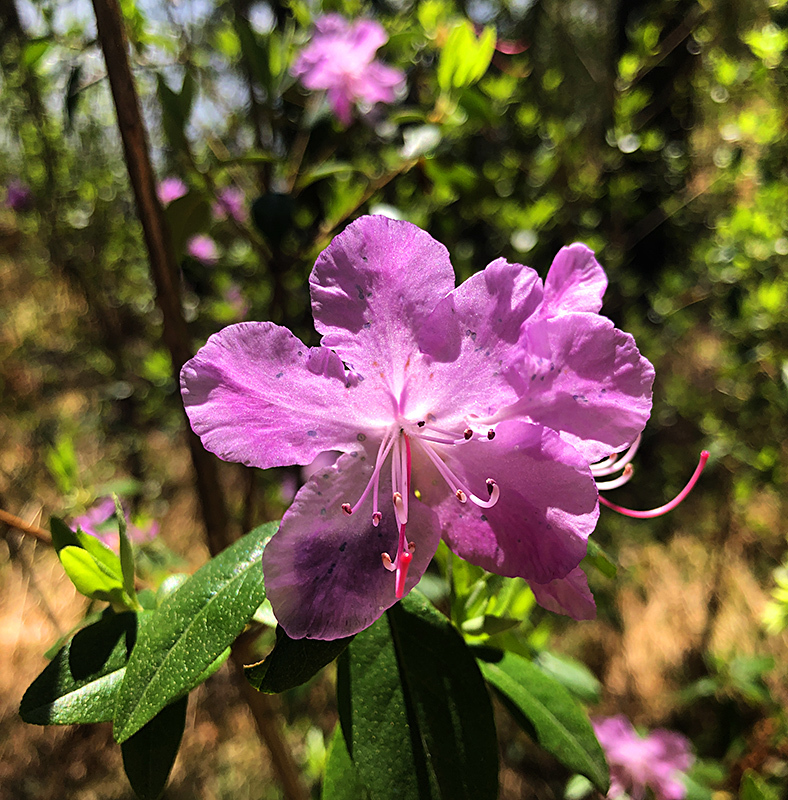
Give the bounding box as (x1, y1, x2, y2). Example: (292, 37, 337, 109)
(310, 216, 456, 391)
(180, 322, 388, 469)
(264, 452, 441, 639)
(406, 257, 543, 420)
(422, 420, 598, 584)
(529, 567, 596, 620)
(507, 313, 654, 460)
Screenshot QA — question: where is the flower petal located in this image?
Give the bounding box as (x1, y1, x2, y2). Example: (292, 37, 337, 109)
(181, 322, 387, 469)
(418, 420, 598, 584)
(408, 257, 544, 420)
(310, 216, 456, 388)
(263, 452, 441, 639)
(529, 567, 596, 620)
(541, 243, 607, 316)
(507, 313, 654, 460)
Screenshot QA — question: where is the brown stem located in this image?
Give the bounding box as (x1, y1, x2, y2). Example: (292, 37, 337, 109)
(0, 508, 51, 545)
(89, 5, 307, 799)
(90, 0, 230, 553)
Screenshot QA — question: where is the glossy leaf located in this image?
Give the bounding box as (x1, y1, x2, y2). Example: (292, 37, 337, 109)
(322, 724, 369, 800)
(245, 625, 352, 693)
(478, 651, 609, 793)
(113, 522, 277, 743)
(50, 516, 81, 552)
(20, 611, 141, 725)
(121, 695, 188, 800)
(338, 591, 498, 800)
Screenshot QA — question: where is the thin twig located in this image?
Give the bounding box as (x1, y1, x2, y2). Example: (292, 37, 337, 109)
(0, 508, 52, 545)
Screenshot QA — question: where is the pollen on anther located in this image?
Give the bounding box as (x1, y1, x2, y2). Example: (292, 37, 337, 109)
(372, 511, 382, 526)
(456, 489, 467, 503)
(463, 428, 473, 440)
(341, 503, 353, 515)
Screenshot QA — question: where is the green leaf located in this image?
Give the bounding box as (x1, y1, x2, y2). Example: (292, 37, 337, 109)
(76, 529, 123, 581)
(121, 696, 188, 800)
(23, 38, 51, 69)
(338, 590, 499, 800)
(478, 651, 609, 793)
(165, 191, 212, 259)
(740, 769, 780, 800)
(59, 546, 126, 602)
(437, 22, 495, 94)
(113, 522, 277, 743)
(323, 724, 369, 800)
(50, 516, 81, 553)
(20, 611, 142, 725)
(534, 651, 601, 703)
(114, 496, 139, 608)
(245, 625, 352, 693)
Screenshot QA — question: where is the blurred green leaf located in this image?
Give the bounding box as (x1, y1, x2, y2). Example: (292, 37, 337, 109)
(45, 436, 79, 495)
(740, 769, 780, 800)
(22, 38, 50, 69)
(114, 495, 139, 608)
(165, 191, 212, 259)
(437, 21, 495, 93)
(245, 625, 352, 693)
(20, 611, 143, 725)
(113, 522, 277, 743)
(121, 696, 188, 800)
(478, 651, 609, 792)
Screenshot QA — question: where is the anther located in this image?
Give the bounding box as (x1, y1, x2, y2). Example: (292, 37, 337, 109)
(486, 478, 497, 496)
(417, 420, 426, 427)
(381, 552, 395, 571)
(341, 503, 353, 515)
(463, 428, 473, 440)
(487, 429, 496, 440)
(372, 511, 382, 526)
(455, 489, 467, 503)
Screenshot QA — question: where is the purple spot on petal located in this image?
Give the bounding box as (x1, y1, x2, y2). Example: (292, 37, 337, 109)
(276, 372, 284, 378)
(307, 430, 318, 436)
(339, 541, 347, 551)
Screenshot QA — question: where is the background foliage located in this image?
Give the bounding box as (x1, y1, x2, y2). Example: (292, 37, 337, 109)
(1, 0, 788, 798)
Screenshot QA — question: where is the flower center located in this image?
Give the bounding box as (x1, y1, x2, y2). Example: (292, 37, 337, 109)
(341, 417, 501, 598)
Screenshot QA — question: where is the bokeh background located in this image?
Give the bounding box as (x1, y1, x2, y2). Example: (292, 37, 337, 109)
(1, 0, 787, 797)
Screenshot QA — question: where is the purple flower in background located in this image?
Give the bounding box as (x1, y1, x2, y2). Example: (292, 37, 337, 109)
(157, 176, 187, 206)
(6, 180, 34, 212)
(73, 497, 158, 554)
(181, 215, 653, 639)
(292, 14, 405, 125)
(187, 234, 219, 265)
(593, 716, 694, 800)
(212, 187, 248, 223)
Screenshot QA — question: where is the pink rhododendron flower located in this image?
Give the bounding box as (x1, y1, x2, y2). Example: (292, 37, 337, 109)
(187, 234, 219, 265)
(292, 14, 405, 125)
(593, 715, 694, 800)
(181, 215, 654, 639)
(73, 497, 158, 554)
(213, 187, 248, 223)
(6, 180, 34, 212)
(157, 176, 187, 205)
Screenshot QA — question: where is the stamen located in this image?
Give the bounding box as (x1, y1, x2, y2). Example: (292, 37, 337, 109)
(393, 491, 408, 525)
(414, 438, 501, 510)
(595, 463, 634, 490)
(591, 434, 641, 477)
(372, 511, 382, 526)
(599, 451, 709, 519)
(344, 430, 396, 520)
(487, 429, 496, 440)
(463, 428, 473, 440)
(381, 525, 415, 598)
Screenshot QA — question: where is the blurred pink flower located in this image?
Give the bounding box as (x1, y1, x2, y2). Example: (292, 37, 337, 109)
(6, 180, 34, 212)
(73, 497, 158, 554)
(187, 234, 220, 265)
(292, 14, 405, 125)
(224, 283, 250, 320)
(212, 187, 248, 223)
(157, 176, 188, 205)
(592, 715, 694, 800)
